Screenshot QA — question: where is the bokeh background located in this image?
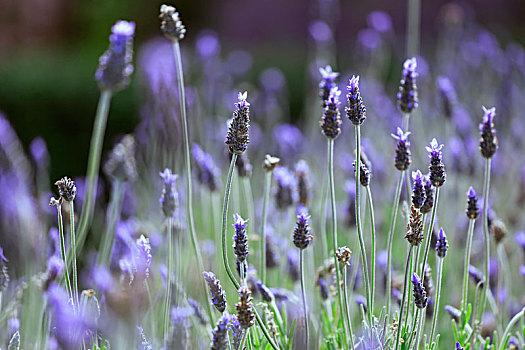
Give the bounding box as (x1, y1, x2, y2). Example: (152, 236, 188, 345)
(1, 0, 524, 181)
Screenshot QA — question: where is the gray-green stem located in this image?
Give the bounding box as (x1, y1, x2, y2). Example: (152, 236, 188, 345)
(75, 89, 112, 259)
(365, 185, 376, 316)
(221, 154, 278, 350)
(260, 171, 272, 285)
(69, 201, 79, 311)
(342, 266, 355, 349)
(394, 245, 413, 350)
(98, 180, 123, 266)
(462, 219, 476, 312)
(419, 187, 440, 277)
(299, 249, 309, 350)
(478, 158, 491, 322)
(386, 170, 404, 317)
(498, 307, 525, 350)
(327, 139, 349, 347)
(172, 39, 214, 325)
(163, 216, 173, 347)
(430, 256, 444, 344)
(57, 203, 73, 305)
(354, 125, 372, 324)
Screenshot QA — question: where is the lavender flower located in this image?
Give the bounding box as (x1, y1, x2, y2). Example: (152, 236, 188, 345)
(229, 314, 244, 349)
(8, 317, 19, 335)
(355, 294, 367, 313)
(0, 247, 9, 292)
(44, 255, 65, 290)
(293, 210, 314, 249)
(159, 4, 186, 40)
(263, 154, 280, 172)
(54, 177, 76, 202)
(286, 249, 300, 282)
(336, 246, 352, 266)
(192, 144, 219, 192)
(411, 272, 428, 309)
(95, 20, 135, 92)
(436, 76, 457, 119)
(203, 271, 227, 313)
(456, 342, 464, 350)
(211, 313, 230, 350)
(468, 265, 484, 286)
(273, 166, 297, 209)
(391, 127, 412, 171)
(318, 65, 339, 105)
(345, 75, 367, 125)
(104, 135, 137, 182)
(318, 277, 329, 300)
(421, 175, 434, 214)
(490, 219, 507, 244)
(256, 282, 275, 302)
(397, 57, 419, 113)
(353, 157, 371, 187)
(411, 170, 426, 209)
(266, 232, 279, 269)
(405, 205, 423, 246)
(515, 231, 525, 254)
(225, 92, 251, 155)
(479, 106, 498, 159)
(435, 228, 448, 258)
(444, 305, 461, 322)
(320, 86, 342, 139)
(426, 138, 446, 187)
(136, 235, 152, 278)
(159, 168, 179, 218)
(232, 213, 249, 264)
(236, 286, 255, 329)
(188, 297, 207, 326)
(295, 160, 311, 206)
(466, 186, 479, 219)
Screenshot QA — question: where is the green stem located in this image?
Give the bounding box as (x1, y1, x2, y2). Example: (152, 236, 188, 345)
(461, 219, 476, 312)
(403, 249, 414, 333)
(98, 181, 123, 266)
(163, 217, 173, 347)
(478, 158, 491, 322)
(354, 125, 372, 324)
(221, 154, 278, 350)
(386, 171, 404, 316)
(260, 171, 272, 285)
(499, 307, 525, 350)
(57, 203, 73, 304)
(430, 257, 444, 343)
(406, 0, 421, 57)
(75, 89, 112, 259)
(497, 243, 509, 331)
(172, 39, 214, 325)
(342, 267, 355, 349)
(419, 187, 440, 277)
(327, 139, 349, 347)
(365, 185, 376, 316)
(407, 308, 420, 349)
(299, 249, 309, 349)
(69, 201, 79, 311)
(394, 245, 413, 350)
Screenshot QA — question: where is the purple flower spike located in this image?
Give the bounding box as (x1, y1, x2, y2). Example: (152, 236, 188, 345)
(318, 65, 339, 104)
(411, 272, 428, 309)
(232, 213, 249, 264)
(435, 228, 448, 258)
(346, 75, 367, 125)
(159, 4, 186, 40)
(295, 160, 311, 206)
(159, 169, 179, 217)
(421, 175, 434, 214)
(515, 231, 525, 252)
(203, 271, 227, 313)
(456, 342, 464, 350)
(274, 166, 298, 209)
(136, 235, 152, 278)
(192, 144, 219, 192)
(95, 20, 135, 92)
(411, 170, 426, 209)
(320, 86, 343, 139)
(293, 210, 314, 250)
(44, 255, 65, 290)
(436, 76, 457, 119)
(210, 313, 230, 350)
(479, 106, 498, 159)
(225, 92, 251, 155)
(466, 186, 479, 219)
(426, 138, 446, 187)
(397, 57, 419, 113)
(468, 265, 484, 285)
(392, 127, 412, 171)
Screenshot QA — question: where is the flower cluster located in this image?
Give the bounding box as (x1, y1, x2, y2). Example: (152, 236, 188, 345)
(345, 75, 367, 125)
(225, 92, 251, 155)
(203, 272, 227, 313)
(318, 65, 339, 105)
(232, 213, 249, 264)
(192, 144, 219, 192)
(411, 273, 428, 309)
(320, 86, 342, 139)
(479, 106, 498, 159)
(426, 138, 446, 187)
(391, 127, 411, 171)
(236, 286, 255, 329)
(405, 205, 423, 246)
(397, 57, 419, 113)
(293, 210, 314, 249)
(159, 4, 186, 40)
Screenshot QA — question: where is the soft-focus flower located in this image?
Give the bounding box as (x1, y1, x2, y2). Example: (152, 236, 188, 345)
(397, 57, 418, 113)
(421, 175, 434, 214)
(346, 75, 367, 125)
(411, 273, 428, 309)
(273, 166, 298, 209)
(159, 169, 179, 218)
(320, 86, 342, 139)
(192, 144, 219, 192)
(391, 127, 411, 171)
(104, 135, 137, 182)
(479, 106, 498, 159)
(295, 160, 310, 206)
(232, 213, 249, 264)
(203, 271, 227, 313)
(318, 65, 339, 105)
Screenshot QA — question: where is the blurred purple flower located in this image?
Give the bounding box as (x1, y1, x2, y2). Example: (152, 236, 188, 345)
(357, 29, 381, 51)
(196, 31, 220, 58)
(273, 123, 303, 159)
(260, 68, 286, 92)
(309, 20, 332, 42)
(367, 11, 392, 33)
(273, 166, 298, 209)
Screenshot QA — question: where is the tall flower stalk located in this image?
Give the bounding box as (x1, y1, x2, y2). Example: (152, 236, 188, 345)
(477, 106, 497, 321)
(462, 187, 479, 311)
(159, 4, 214, 324)
(346, 75, 372, 324)
(430, 228, 448, 344)
(261, 155, 279, 285)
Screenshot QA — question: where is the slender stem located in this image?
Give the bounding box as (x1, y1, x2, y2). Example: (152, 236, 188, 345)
(172, 39, 214, 325)
(498, 307, 525, 350)
(221, 154, 278, 350)
(164, 217, 173, 347)
(56, 204, 73, 304)
(98, 181, 123, 266)
(342, 267, 355, 349)
(419, 187, 440, 277)
(461, 219, 476, 312)
(386, 171, 404, 316)
(394, 245, 413, 350)
(75, 89, 112, 258)
(300, 249, 309, 350)
(407, 308, 419, 349)
(404, 249, 414, 332)
(239, 330, 248, 350)
(478, 158, 491, 321)
(416, 307, 424, 350)
(406, 0, 421, 57)
(260, 171, 272, 285)
(327, 139, 349, 346)
(355, 125, 372, 324)
(430, 257, 444, 343)
(69, 201, 79, 311)
(365, 186, 376, 316)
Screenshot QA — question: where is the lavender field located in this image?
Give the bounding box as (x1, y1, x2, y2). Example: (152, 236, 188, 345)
(0, 1, 525, 349)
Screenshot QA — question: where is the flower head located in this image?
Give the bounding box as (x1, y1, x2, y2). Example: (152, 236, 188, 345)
(203, 271, 227, 313)
(435, 228, 448, 258)
(192, 144, 219, 192)
(293, 210, 314, 249)
(466, 186, 479, 219)
(136, 235, 152, 278)
(225, 92, 251, 154)
(392, 127, 412, 171)
(210, 313, 230, 350)
(345, 75, 367, 125)
(426, 138, 446, 187)
(421, 175, 434, 214)
(159, 4, 186, 40)
(159, 169, 179, 217)
(336, 246, 352, 266)
(405, 205, 423, 246)
(320, 86, 343, 139)
(236, 286, 255, 329)
(318, 65, 339, 105)
(479, 106, 498, 158)
(263, 154, 280, 171)
(411, 170, 426, 209)
(232, 213, 249, 264)
(273, 166, 298, 209)
(295, 160, 311, 206)
(104, 135, 137, 182)
(54, 177, 77, 202)
(411, 272, 428, 309)
(397, 57, 419, 113)
(95, 20, 135, 92)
